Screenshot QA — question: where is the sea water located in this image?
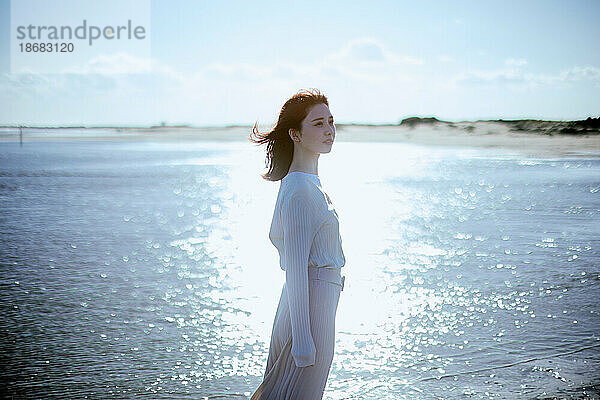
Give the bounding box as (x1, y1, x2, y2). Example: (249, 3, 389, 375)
(0, 138, 598, 399)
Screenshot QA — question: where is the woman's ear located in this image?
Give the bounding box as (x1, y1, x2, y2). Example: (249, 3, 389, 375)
(288, 128, 301, 142)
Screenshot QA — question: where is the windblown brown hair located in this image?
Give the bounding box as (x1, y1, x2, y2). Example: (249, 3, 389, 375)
(248, 88, 329, 181)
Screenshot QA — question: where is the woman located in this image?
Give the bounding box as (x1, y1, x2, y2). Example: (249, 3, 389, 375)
(248, 89, 346, 399)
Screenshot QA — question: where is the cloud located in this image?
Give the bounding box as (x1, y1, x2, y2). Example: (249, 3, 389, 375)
(0, 71, 117, 98)
(10, 40, 596, 125)
(0, 37, 430, 125)
(455, 65, 600, 88)
(438, 55, 454, 63)
(191, 37, 424, 88)
(0, 53, 190, 125)
(201, 62, 282, 82)
(3, 38, 423, 93)
(60, 52, 185, 83)
(61, 52, 152, 75)
(559, 65, 600, 81)
(327, 38, 423, 66)
(505, 58, 527, 67)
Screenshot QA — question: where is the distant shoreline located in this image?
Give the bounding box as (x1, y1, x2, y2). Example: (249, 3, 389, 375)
(1, 117, 599, 158)
(1, 116, 599, 134)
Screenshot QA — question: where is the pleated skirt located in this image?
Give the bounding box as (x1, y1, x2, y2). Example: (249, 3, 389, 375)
(251, 271, 344, 400)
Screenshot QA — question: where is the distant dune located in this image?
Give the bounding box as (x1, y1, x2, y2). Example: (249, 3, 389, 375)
(1, 117, 599, 157)
(398, 116, 600, 136)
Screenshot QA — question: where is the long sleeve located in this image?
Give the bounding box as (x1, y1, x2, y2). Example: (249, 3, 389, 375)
(281, 190, 321, 367)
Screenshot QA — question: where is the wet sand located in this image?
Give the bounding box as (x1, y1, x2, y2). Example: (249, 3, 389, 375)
(336, 122, 600, 158)
(1, 121, 599, 158)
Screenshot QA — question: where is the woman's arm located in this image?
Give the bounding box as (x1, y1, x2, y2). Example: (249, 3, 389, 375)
(281, 191, 319, 367)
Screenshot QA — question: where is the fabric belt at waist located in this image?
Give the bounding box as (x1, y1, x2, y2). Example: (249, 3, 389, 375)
(307, 266, 345, 291)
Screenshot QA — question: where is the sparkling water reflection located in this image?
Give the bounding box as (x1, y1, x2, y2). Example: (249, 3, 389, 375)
(0, 140, 598, 399)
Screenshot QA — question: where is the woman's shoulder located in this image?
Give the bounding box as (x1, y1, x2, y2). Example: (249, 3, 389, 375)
(279, 182, 328, 225)
(281, 176, 320, 201)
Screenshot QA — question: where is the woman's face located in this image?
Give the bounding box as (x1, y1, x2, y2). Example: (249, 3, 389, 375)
(293, 103, 336, 154)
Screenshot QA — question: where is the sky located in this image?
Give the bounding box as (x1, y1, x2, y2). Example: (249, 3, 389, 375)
(0, 0, 599, 127)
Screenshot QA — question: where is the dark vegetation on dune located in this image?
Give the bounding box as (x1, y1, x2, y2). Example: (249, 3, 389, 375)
(399, 116, 600, 136)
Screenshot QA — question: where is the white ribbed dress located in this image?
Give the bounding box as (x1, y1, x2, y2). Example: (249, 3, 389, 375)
(251, 171, 346, 400)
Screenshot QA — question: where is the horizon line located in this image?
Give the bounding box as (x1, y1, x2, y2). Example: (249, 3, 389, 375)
(1, 116, 599, 130)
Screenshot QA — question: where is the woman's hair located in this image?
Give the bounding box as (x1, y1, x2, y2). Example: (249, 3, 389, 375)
(248, 88, 329, 181)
